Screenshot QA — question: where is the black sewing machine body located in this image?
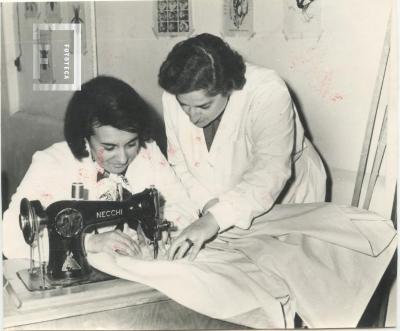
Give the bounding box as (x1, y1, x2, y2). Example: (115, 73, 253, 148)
(18, 188, 172, 291)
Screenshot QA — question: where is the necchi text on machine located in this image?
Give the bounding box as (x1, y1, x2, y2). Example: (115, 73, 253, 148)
(18, 186, 174, 291)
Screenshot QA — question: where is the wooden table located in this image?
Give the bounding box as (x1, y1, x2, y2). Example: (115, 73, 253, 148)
(4, 259, 246, 330)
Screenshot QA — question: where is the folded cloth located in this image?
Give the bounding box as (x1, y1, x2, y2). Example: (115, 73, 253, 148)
(88, 203, 396, 329)
(89, 247, 293, 328)
(221, 203, 395, 256)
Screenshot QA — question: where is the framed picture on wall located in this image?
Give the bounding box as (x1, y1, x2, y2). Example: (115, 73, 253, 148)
(153, 0, 193, 37)
(223, 0, 254, 37)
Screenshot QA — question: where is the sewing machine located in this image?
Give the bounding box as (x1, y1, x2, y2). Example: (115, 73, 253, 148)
(17, 187, 174, 292)
(3, 186, 238, 330)
(3, 183, 240, 330)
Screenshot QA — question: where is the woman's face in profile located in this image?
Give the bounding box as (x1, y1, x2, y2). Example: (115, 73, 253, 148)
(89, 125, 140, 174)
(176, 89, 229, 128)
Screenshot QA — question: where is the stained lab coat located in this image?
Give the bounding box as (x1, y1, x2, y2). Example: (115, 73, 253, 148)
(163, 63, 327, 231)
(2, 141, 197, 260)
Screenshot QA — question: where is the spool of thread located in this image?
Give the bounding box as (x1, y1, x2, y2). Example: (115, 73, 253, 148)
(71, 182, 84, 200)
(116, 183, 123, 201)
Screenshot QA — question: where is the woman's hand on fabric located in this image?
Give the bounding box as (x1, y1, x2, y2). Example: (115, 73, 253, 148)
(85, 229, 142, 256)
(167, 213, 220, 261)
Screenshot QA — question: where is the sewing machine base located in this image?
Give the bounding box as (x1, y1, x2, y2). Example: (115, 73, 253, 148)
(17, 267, 115, 291)
(4, 259, 170, 329)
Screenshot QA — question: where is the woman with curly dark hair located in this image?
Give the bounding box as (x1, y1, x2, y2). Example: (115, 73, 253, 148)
(158, 33, 326, 260)
(3, 76, 197, 260)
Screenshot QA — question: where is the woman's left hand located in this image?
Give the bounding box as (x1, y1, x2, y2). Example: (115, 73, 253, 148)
(168, 213, 220, 261)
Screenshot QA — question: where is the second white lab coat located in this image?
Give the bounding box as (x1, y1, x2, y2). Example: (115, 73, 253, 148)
(163, 63, 326, 231)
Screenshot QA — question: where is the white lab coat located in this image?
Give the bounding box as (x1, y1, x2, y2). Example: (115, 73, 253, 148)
(163, 63, 327, 231)
(2, 141, 198, 260)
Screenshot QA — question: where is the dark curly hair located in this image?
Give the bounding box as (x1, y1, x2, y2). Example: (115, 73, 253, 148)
(158, 33, 246, 96)
(64, 76, 152, 160)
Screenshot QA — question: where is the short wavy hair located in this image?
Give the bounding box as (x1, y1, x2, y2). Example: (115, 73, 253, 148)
(158, 33, 246, 96)
(64, 76, 152, 160)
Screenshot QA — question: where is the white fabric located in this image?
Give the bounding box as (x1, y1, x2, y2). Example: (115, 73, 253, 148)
(163, 63, 327, 231)
(2, 141, 198, 260)
(88, 203, 397, 329)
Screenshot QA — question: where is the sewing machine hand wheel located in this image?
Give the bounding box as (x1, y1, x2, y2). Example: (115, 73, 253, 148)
(19, 198, 47, 246)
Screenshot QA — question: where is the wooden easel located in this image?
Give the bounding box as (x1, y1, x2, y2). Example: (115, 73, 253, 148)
(351, 18, 392, 210)
(352, 15, 397, 328)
